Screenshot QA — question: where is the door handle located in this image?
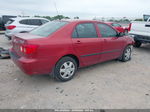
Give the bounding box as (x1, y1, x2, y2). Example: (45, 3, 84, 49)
(75, 40, 81, 44)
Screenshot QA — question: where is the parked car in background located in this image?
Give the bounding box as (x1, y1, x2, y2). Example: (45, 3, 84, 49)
(129, 17, 150, 47)
(0, 15, 17, 31)
(5, 17, 50, 40)
(106, 22, 130, 34)
(143, 14, 150, 21)
(10, 20, 134, 82)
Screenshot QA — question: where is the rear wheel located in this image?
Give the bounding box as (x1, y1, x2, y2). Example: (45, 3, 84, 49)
(120, 45, 132, 62)
(133, 41, 142, 48)
(54, 57, 77, 82)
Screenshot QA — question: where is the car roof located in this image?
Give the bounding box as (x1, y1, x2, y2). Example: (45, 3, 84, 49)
(59, 19, 105, 23)
(10, 17, 49, 21)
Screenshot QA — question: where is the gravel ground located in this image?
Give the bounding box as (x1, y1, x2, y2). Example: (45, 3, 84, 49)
(0, 34, 150, 109)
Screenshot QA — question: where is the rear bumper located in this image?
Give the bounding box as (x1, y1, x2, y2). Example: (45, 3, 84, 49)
(10, 50, 53, 75)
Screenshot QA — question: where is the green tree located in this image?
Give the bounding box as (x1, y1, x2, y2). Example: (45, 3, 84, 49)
(34, 15, 41, 17)
(34, 15, 70, 21)
(52, 15, 70, 20)
(43, 16, 52, 21)
(74, 16, 79, 19)
(134, 18, 143, 21)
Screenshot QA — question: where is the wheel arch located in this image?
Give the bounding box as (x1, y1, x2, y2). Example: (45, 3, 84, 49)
(60, 54, 80, 67)
(119, 44, 133, 60)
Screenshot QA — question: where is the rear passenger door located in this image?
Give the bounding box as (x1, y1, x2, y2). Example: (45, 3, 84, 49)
(97, 23, 124, 62)
(72, 22, 102, 66)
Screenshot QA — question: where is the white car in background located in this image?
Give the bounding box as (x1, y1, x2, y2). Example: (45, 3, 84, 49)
(5, 17, 50, 40)
(129, 15, 150, 47)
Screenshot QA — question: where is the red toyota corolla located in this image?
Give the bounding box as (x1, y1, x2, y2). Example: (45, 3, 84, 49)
(10, 20, 134, 82)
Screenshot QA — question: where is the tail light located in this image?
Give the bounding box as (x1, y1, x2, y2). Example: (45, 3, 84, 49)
(128, 23, 132, 31)
(20, 45, 38, 54)
(6, 25, 16, 30)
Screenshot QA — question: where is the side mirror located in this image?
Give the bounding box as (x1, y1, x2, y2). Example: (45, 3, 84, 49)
(117, 32, 125, 37)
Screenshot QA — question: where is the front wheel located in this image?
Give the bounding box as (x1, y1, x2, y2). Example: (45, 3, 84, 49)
(120, 45, 132, 62)
(54, 57, 77, 82)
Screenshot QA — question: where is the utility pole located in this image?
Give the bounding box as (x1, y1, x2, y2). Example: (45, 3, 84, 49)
(53, 0, 59, 15)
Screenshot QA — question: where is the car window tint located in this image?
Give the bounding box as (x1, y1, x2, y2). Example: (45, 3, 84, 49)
(41, 19, 49, 25)
(28, 19, 42, 26)
(30, 21, 68, 37)
(19, 19, 28, 25)
(73, 23, 98, 38)
(98, 23, 117, 37)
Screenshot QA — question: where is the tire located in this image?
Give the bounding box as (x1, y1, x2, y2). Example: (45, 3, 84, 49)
(120, 45, 132, 62)
(54, 56, 77, 82)
(133, 41, 142, 48)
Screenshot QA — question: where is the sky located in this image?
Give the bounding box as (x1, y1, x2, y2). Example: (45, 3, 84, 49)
(0, 0, 150, 19)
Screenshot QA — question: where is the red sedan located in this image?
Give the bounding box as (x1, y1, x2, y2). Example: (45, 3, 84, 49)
(10, 20, 134, 82)
(106, 22, 129, 33)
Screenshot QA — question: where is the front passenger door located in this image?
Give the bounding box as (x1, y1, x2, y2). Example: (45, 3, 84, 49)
(97, 23, 124, 62)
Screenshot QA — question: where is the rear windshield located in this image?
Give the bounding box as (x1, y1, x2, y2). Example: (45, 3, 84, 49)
(30, 21, 68, 37)
(6, 19, 14, 24)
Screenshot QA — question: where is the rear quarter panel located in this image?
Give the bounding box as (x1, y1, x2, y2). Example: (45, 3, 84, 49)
(27, 23, 81, 73)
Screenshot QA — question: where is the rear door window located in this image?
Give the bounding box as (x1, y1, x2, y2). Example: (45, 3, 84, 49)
(72, 23, 98, 38)
(19, 19, 42, 26)
(19, 19, 28, 25)
(28, 19, 42, 26)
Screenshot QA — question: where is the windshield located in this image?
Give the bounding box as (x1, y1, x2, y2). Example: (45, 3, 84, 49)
(30, 21, 68, 37)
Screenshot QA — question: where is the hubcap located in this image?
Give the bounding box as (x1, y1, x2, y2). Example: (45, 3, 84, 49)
(124, 47, 131, 60)
(60, 61, 75, 79)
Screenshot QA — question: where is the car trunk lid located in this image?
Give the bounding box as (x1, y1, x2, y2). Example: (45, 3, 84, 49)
(12, 33, 41, 57)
